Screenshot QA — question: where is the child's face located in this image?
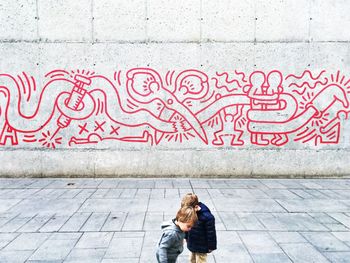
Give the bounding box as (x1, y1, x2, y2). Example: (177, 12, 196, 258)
(177, 221, 193, 232)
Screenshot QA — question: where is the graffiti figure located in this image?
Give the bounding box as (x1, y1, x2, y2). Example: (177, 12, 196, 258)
(0, 68, 349, 148)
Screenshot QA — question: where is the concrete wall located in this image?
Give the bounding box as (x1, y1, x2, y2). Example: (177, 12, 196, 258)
(0, 0, 350, 177)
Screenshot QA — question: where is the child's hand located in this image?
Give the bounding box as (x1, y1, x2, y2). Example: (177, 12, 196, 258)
(208, 250, 213, 253)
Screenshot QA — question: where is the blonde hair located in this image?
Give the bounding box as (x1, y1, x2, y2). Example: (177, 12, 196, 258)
(176, 206, 198, 224)
(181, 193, 199, 208)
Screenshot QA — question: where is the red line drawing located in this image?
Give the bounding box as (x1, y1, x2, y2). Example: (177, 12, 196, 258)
(0, 68, 349, 148)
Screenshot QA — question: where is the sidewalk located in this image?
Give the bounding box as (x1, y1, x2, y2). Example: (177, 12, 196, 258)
(0, 178, 350, 263)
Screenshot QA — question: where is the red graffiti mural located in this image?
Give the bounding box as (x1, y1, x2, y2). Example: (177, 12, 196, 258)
(0, 69, 349, 148)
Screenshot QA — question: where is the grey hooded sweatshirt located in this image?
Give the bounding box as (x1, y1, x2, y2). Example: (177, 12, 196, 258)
(156, 219, 185, 263)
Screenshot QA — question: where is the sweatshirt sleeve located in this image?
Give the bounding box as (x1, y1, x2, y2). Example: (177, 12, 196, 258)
(157, 232, 175, 263)
(206, 217, 217, 251)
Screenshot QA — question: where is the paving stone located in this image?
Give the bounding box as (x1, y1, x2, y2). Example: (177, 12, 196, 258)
(27, 260, 63, 263)
(323, 252, 350, 263)
(122, 212, 145, 231)
(299, 182, 324, 189)
(266, 213, 328, 231)
(319, 190, 344, 199)
(143, 212, 163, 231)
(13, 189, 41, 199)
(27, 179, 54, 189)
(324, 223, 350, 231)
(104, 235, 143, 258)
(80, 213, 110, 232)
(260, 181, 288, 189)
(208, 180, 230, 189)
(247, 189, 271, 199)
(134, 189, 151, 199)
(0, 233, 19, 249)
(101, 212, 127, 231)
(236, 212, 266, 230)
(119, 188, 137, 198)
(190, 180, 211, 189)
(9, 199, 83, 216)
(39, 215, 71, 232)
(139, 231, 159, 263)
(29, 233, 81, 261)
(0, 199, 22, 213)
(220, 189, 255, 199)
(90, 189, 109, 199)
(80, 180, 103, 189)
(301, 232, 350, 252)
(276, 180, 304, 189)
(263, 189, 302, 199)
(0, 213, 18, 229)
(0, 250, 33, 263)
(150, 189, 165, 199)
(308, 212, 342, 224)
(29, 238, 78, 261)
(58, 189, 82, 199)
(219, 212, 245, 230)
(148, 198, 180, 213)
(64, 248, 106, 262)
(211, 211, 226, 231)
(328, 213, 350, 228)
(3, 233, 51, 251)
(215, 231, 253, 262)
(172, 179, 192, 189)
(207, 189, 225, 198)
(239, 231, 284, 254)
(59, 213, 91, 232)
(269, 231, 307, 244)
(280, 243, 330, 263)
(332, 190, 350, 199)
(79, 199, 148, 213)
(276, 199, 350, 213)
(332, 231, 350, 246)
(102, 259, 138, 263)
(165, 188, 179, 198)
(0, 215, 33, 232)
(104, 189, 123, 198)
(304, 189, 330, 199)
(155, 180, 174, 189)
(74, 189, 96, 200)
(214, 198, 286, 212)
(75, 232, 113, 249)
(250, 253, 292, 263)
(0, 189, 11, 198)
(97, 179, 120, 189)
(18, 214, 54, 232)
(290, 189, 315, 199)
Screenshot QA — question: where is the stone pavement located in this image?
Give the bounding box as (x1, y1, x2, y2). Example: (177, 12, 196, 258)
(0, 178, 350, 263)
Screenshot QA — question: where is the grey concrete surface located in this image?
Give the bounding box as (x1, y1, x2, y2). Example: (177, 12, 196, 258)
(1, 1, 350, 177)
(0, 178, 350, 262)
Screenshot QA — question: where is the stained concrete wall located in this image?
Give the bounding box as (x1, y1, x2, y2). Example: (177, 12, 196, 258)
(0, 0, 350, 177)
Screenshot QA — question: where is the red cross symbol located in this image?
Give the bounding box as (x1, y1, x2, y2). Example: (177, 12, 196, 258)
(94, 121, 106, 132)
(110, 125, 120, 135)
(78, 123, 89, 135)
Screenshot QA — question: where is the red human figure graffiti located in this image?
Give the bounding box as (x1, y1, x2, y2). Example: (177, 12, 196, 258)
(0, 68, 349, 148)
(245, 70, 290, 146)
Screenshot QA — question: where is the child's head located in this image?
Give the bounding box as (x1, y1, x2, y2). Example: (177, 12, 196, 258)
(181, 193, 199, 208)
(175, 206, 197, 232)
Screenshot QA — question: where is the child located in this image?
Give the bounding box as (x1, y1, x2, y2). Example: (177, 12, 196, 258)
(156, 206, 198, 263)
(181, 193, 217, 263)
